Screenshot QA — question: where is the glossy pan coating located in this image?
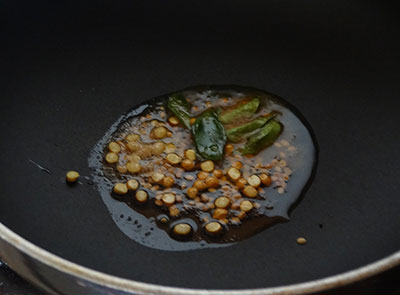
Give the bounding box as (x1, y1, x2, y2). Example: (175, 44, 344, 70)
(0, 0, 399, 292)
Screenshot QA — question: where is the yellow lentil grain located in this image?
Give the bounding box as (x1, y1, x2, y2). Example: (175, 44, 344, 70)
(184, 149, 196, 161)
(193, 180, 207, 191)
(236, 178, 247, 189)
(66, 171, 80, 183)
(126, 179, 139, 190)
(205, 176, 219, 188)
(240, 200, 253, 212)
(232, 161, 243, 169)
(166, 153, 182, 165)
(173, 223, 191, 235)
(125, 134, 140, 142)
(200, 160, 214, 172)
(297, 237, 307, 245)
(135, 190, 148, 203)
(105, 152, 119, 164)
(169, 206, 180, 217)
(227, 167, 241, 181)
(113, 183, 128, 195)
(181, 159, 195, 171)
(215, 196, 230, 209)
(162, 176, 175, 187)
(126, 142, 142, 152)
(243, 186, 258, 198)
(128, 154, 141, 162)
(238, 211, 246, 219)
(127, 162, 142, 173)
(224, 144, 234, 155)
(197, 171, 208, 180)
(187, 187, 198, 199)
(162, 193, 176, 206)
(151, 171, 164, 183)
(152, 126, 168, 139)
(233, 194, 242, 200)
(248, 175, 261, 187)
(200, 194, 210, 202)
(168, 116, 180, 126)
(260, 173, 272, 186)
(213, 208, 228, 220)
(108, 142, 121, 153)
(117, 165, 127, 174)
(213, 169, 223, 178)
(166, 143, 176, 152)
(151, 141, 166, 155)
(205, 222, 223, 235)
(142, 182, 152, 189)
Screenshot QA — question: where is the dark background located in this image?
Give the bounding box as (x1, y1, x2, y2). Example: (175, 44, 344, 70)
(1, 0, 400, 293)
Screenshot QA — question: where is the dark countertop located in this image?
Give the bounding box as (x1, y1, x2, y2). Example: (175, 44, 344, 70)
(1, 260, 399, 295)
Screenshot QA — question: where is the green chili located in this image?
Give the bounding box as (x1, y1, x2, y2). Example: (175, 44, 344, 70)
(239, 120, 282, 155)
(218, 98, 260, 124)
(226, 112, 277, 142)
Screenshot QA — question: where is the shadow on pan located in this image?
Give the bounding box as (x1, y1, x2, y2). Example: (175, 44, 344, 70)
(0, 0, 399, 292)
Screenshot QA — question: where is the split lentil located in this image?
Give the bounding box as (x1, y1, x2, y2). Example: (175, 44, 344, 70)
(66, 171, 80, 183)
(92, 86, 316, 250)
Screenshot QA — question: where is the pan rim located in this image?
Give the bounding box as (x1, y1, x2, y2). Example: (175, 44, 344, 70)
(1, 222, 399, 294)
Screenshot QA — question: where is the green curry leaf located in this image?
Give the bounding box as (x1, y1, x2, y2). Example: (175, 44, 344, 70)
(192, 109, 226, 160)
(167, 93, 192, 129)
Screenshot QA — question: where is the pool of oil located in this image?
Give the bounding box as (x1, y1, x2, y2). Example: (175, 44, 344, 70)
(88, 86, 317, 251)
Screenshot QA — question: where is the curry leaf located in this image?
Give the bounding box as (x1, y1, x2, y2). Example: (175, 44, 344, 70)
(192, 109, 226, 160)
(167, 93, 192, 129)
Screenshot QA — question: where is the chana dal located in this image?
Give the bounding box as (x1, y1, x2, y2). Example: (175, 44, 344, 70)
(89, 86, 316, 251)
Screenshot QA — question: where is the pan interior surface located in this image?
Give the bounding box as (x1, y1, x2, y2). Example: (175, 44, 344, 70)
(1, 0, 399, 290)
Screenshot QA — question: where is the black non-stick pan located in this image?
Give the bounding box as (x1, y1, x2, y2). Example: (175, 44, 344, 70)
(1, 1, 399, 294)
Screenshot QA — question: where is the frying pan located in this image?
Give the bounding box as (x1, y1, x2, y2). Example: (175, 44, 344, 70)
(1, 0, 399, 294)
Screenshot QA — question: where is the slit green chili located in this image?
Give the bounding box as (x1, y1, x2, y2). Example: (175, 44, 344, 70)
(218, 98, 260, 124)
(239, 120, 282, 155)
(226, 112, 278, 142)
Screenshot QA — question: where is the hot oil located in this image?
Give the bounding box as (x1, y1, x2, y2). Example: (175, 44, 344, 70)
(88, 86, 317, 251)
